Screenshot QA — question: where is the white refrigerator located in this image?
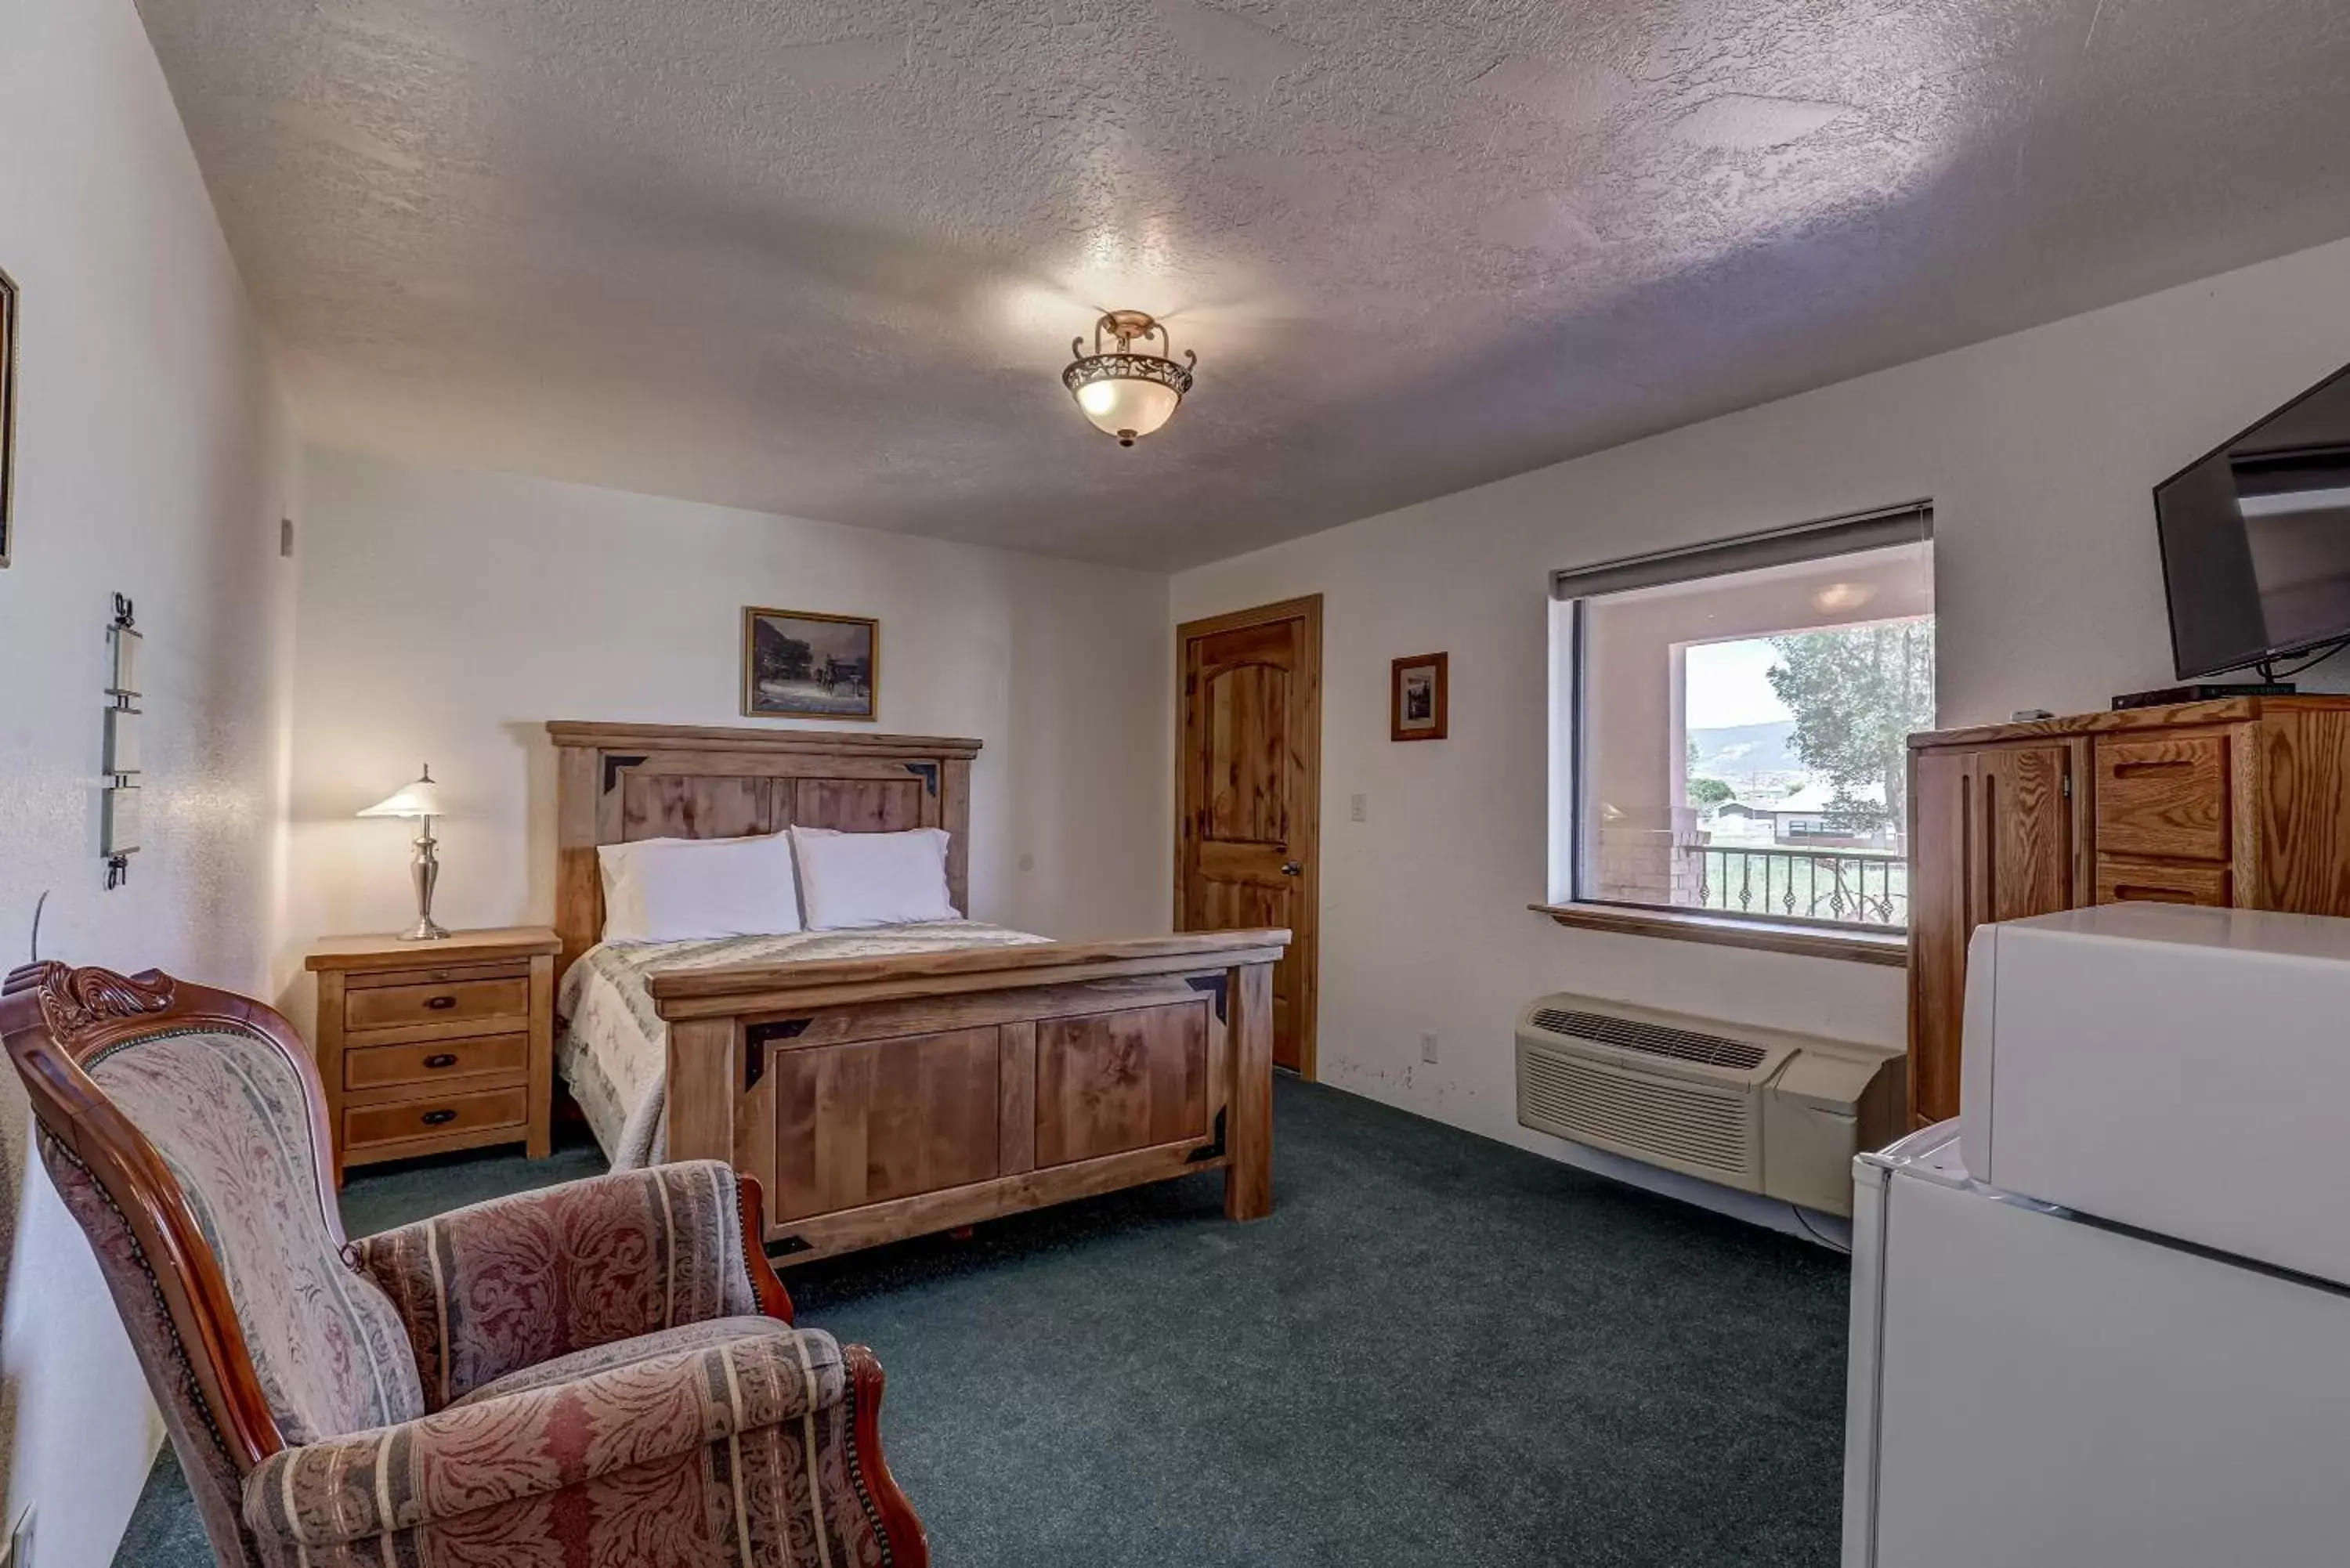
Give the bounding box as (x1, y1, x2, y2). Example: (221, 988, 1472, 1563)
(1842, 1122, 2350, 1567)
(1842, 905, 2350, 1568)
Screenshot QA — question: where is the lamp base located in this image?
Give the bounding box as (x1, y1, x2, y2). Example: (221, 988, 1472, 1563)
(400, 818, 448, 941)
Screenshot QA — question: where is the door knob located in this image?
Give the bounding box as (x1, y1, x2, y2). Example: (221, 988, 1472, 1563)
(1280, 861, 1303, 876)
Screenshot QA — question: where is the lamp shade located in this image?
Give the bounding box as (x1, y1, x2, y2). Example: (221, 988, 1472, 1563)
(359, 766, 443, 819)
(1075, 377, 1181, 443)
(1061, 310, 1196, 446)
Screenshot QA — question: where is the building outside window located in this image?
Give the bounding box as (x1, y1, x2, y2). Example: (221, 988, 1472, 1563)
(1551, 505, 1935, 938)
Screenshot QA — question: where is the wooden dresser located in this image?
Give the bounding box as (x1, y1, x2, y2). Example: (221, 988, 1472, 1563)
(305, 926, 559, 1183)
(1907, 696, 2350, 1128)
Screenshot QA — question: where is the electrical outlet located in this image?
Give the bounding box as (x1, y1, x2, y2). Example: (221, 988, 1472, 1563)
(1350, 793, 1368, 822)
(1419, 1031, 1438, 1064)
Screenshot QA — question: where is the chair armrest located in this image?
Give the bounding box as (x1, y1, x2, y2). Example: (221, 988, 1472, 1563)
(349, 1160, 793, 1409)
(244, 1327, 847, 1551)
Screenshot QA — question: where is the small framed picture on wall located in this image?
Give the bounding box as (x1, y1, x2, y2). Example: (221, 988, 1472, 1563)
(741, 606, 879, 721)
(1390, 652, 1448, 742)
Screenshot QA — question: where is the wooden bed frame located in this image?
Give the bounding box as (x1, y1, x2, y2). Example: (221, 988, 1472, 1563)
(549, 721, 1289, 1263)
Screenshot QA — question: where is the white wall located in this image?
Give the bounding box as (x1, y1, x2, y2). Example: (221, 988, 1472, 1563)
(280, 450, 1172, 1008)
(0, 0, 300, 1562)
(1173, 236, 2350, 1232)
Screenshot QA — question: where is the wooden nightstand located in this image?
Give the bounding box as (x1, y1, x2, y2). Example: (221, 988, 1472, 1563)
(304, 926, 559, 1185)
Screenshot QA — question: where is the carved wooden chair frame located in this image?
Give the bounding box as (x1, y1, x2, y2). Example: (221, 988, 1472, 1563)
(0, 960, 920, 1559)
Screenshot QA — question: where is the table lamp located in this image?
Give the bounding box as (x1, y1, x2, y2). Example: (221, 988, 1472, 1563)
(359, 764, 450, 941)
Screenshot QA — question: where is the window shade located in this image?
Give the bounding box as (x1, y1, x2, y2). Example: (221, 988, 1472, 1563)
(1550, 502, 1933, 601)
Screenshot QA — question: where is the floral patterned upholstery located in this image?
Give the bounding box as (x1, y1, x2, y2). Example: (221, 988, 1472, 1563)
(350, 1160, 760, 1410)
(452, 1315, 793, 1406)
(83, 1026, 424, 1443)
(39, 1130, 268, 1568)
(20, 989, 924, 1568)
(244, 1327, 900, 1568)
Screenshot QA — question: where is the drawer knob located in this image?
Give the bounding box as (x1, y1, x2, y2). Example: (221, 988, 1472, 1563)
(423, 995, 457, 1011)
(423, 1053, 459, 1070)
(421, 1108, 458, 1126)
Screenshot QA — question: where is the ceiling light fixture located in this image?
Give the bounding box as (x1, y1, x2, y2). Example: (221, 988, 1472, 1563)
(1063, 310, 1196, 446)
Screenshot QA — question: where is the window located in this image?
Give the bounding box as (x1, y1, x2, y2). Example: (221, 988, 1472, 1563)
(1548, 506, 1934, 941)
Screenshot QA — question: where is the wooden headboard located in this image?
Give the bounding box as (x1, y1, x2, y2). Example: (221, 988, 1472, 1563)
(546, 721, 980, 979)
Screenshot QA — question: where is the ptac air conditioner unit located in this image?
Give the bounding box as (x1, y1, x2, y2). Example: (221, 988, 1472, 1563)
(1515, 994, 1904, 1217)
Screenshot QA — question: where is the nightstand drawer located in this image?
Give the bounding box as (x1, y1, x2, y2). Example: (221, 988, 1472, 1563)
(307, 927, 559, 1183)
(345, 976, 530, 1034)
(345, 1033, 529, 1093)
(344, 1086, 530, 1153)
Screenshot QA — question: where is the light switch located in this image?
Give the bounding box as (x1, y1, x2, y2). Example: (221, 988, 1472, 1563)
(1350, 793, 1368, 822)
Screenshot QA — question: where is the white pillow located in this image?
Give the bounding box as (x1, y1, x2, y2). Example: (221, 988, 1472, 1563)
(790, 826, 959, 930)
(597, 831, 803, 943)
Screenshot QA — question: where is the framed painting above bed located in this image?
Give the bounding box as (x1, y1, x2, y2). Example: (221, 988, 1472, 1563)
(741, 606, 878, 721)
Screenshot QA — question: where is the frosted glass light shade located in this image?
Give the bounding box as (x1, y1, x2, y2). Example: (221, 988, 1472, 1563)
(1075, 377, 1180, 443)
(359, 770, 443, 819)
(1062, 311, 1195, 446)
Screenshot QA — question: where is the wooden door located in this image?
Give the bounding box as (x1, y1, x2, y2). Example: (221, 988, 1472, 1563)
(1907, 739, 2084, 1126)
(1177, 596, 1321, 1075)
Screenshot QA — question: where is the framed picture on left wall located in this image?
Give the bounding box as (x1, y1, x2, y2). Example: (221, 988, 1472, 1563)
(741, 606, 880, 721)
(0, 265, 18, 568)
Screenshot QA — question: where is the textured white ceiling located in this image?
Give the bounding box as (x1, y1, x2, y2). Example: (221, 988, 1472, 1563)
(135, 0, 2350, 569)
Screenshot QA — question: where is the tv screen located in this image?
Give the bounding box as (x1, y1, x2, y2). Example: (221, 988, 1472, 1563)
(2157, 363, 2350, 680)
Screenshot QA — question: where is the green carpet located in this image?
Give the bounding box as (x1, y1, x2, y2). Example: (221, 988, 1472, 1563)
(115, 1080, 1851, 1567)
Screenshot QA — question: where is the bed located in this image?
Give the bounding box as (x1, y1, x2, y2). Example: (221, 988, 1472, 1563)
(549, 721, 1288, 1264)
(559, 922, 1051, 1167)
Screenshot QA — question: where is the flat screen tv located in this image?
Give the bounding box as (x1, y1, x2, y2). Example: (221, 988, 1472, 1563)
(2157, 362, 2350, 680)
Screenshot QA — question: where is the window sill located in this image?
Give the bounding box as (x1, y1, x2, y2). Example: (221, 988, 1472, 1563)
(1529, 902, 1908, 966)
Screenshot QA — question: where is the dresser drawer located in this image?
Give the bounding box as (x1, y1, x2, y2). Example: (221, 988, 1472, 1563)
(344, 1086, 530, 1154)
(2094, 732, 2231, 862)
(2095, 858, 2232, 908)
(345, 976, 530, 1034)
(344, 1033, 529, 1093)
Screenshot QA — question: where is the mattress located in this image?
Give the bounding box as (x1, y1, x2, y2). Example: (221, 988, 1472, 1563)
(555, 922, 1050, 1169)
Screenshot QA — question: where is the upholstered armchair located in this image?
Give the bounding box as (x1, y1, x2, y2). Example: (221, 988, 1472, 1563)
(0, 961, 927, 1568)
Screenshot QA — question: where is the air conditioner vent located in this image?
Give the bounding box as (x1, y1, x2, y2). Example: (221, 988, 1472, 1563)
(1528, 1008, 1770, 1071)
(1520, 1048, 1752, 1177)
(1516, 991, 1905, 1217)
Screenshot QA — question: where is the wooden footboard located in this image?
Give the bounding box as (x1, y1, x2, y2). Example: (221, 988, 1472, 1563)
(645, 931, 1290, 1262)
